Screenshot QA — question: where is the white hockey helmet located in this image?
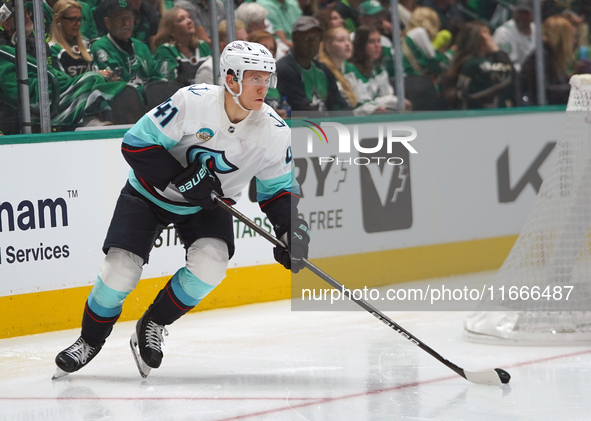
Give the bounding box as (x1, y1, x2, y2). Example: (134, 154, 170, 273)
(220, 41, 276, 84)
(220, 41, 277, 109)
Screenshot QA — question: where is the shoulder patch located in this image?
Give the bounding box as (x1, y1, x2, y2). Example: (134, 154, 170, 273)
(268, 112, 286, 128)
(187, 85, 211, 96)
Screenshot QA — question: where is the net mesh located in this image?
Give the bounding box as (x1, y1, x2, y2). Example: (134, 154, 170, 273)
(464, 75, 591, 344)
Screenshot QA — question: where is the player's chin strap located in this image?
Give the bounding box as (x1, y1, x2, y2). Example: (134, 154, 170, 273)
(223, 79, 251, 112)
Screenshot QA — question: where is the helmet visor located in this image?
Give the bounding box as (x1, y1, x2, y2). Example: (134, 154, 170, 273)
(241, 73, 277, 89)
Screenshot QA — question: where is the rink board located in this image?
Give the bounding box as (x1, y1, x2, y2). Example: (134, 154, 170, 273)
(0, 107, 565, 338)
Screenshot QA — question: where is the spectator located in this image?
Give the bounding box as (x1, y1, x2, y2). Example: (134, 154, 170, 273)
(235, 2, 269, 34)
(493, 0, 535, 73)
(318, 26, 357, 107)
(24, 0, 55, 40)
(276, 16, 349, 112)
(237, 1, 291, 59)
(175, 0, 223, 45)
(447, 20, 515, 109)
(0, 4, 55, 67)
(47, 0, 100, 42)
(79, 0, 101, 11)
(247, 30, 288, 117)
(401, 6, 449, 110)
(248, 30, 278, 56)
(542, 0, 587, 30)
(356, 0, 394, 78)
(313, 6, 344, 32)
(543, 0, 589, 48)
(79, 1, 100, 41)
(94, 0, 160, 47)
(49, 0, 106, 77)
(334, 0, 362, 33)
(402, 6, 449, 77)
(144, 0, 172, 17)
(193, 20, 248, 85)
(417, 0, 463, 34)
(91, 0, 173, 107)
(256, 0, 303, 47)
(463, 0, 498, 23)
(297, 0, 317, 16)
(0, 10, 141, 129)
(357, 0, 385, 29)
(240, 1, 295, 60)
(344, 25, 409, 115)
(24, 0, 99, 42)
(153, 7, 211, 86)
(398, 0, 417, 28)
(521, 15, 585, 105)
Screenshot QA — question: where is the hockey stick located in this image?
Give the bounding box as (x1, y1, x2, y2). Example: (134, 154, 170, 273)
(214, 196, 511, 386)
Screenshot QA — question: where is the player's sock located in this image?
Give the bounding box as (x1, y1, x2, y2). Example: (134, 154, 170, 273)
(81, 300, 121, 346)
(79, 272, 129, 346)
(150, 278, 196, 326)
(149, 267, 218, 325)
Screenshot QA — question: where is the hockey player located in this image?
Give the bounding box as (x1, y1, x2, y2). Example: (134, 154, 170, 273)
(53, 41, 310, 379)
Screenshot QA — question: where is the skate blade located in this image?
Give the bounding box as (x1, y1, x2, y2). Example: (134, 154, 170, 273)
(130, 332, 151, 379)
(52, 367, 70, 380)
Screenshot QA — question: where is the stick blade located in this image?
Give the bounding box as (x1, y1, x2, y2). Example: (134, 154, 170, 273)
(464, 368, 511, 386)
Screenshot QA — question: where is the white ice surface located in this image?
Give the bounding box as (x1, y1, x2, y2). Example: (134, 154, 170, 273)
(1, 272, 591, 420)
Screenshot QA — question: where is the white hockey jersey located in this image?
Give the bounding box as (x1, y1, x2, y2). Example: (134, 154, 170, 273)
(122, 84, 297, 215)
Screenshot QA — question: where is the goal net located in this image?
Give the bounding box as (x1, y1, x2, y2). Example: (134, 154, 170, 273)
(464, 75, 591, 345)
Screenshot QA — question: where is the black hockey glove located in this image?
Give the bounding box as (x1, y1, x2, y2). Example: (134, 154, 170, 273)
(273, 218, 310, 273)
(172, 158, 223, 210)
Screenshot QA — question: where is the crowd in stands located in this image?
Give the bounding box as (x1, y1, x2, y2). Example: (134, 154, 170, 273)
(0, 0, 590, 133)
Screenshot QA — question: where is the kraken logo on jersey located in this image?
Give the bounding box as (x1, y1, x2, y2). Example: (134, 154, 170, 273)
(187, 146, 238, 174)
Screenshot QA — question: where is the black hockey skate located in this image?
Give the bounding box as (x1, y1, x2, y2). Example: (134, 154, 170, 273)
(52, 336, 104, 379)
(130, 306, 168, 378)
